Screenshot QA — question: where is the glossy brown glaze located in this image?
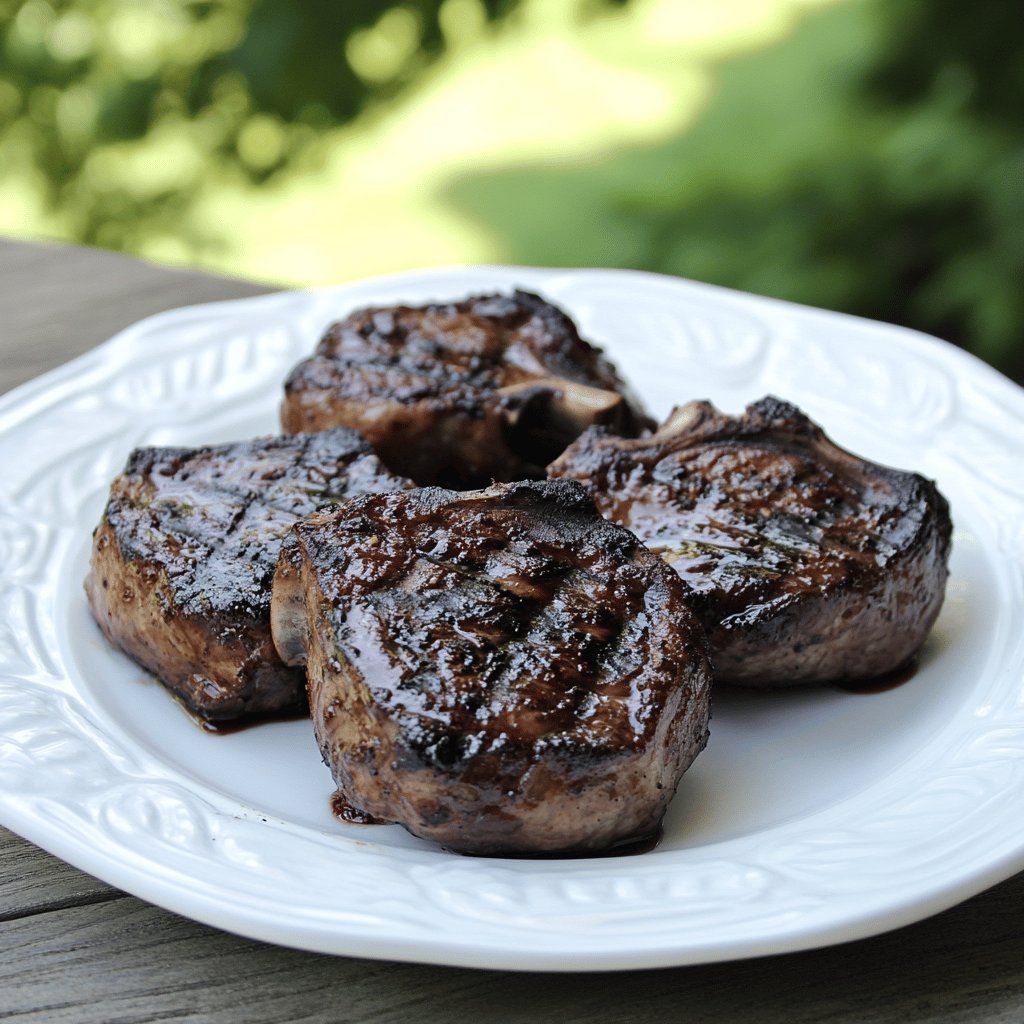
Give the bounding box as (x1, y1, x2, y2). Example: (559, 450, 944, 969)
(837, 659, 919, 694)
(197, 707, 311, 735)
(550, 397, 953, 687)
(330, 792, 389, 825)
(271, 479, 712, 855)
(85, 428, 413, 722)
(280, 290, 652, 487)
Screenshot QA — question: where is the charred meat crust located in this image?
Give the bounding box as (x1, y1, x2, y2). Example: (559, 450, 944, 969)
(549, 396, 953, 687)
(271, 479, 712, 855)
(280, 290, 653, 487)
(84, 428, 413, 722)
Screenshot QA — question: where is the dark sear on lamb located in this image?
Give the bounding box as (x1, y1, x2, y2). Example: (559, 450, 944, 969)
(280, 290, 652, 488)
(271, 479, 712, 856)
(549, 397, 953, 688)
(85, 428, 413, 723)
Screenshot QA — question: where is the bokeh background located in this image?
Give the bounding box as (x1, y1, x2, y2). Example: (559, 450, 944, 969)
(1, 0, 1021, 383)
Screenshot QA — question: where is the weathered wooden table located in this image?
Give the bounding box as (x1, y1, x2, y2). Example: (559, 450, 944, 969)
(2, 238, 1023, 1023)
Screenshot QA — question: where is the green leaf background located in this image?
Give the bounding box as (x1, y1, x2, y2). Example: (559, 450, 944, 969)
(2, 0, 1020, 383)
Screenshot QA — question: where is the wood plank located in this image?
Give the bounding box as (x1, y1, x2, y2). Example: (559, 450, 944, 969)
(0, 239, 270, 396)
(0, 829, 122, 921)
(2, 875, 1024, 1023)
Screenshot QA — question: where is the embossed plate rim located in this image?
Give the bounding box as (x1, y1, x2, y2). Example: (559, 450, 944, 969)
(1, 266, 1023, 971)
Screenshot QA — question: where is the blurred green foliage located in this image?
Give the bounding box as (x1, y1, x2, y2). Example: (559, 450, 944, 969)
(1, 0, 1021, 383)
(860, 0, 1024, 380)
(450, 1, 1024, 383)
(0, 0, 531, 250)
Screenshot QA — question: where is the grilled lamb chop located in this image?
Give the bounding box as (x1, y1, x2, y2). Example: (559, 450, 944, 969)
(280, 290, 652, 488)
(271, 479, 711, 855)
(549, 397, 952, 687)
(85, 428, 412, 723)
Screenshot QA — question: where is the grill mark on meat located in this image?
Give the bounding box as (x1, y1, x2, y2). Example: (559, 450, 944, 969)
(281, 290, 653, 487)
(85, 428, 413, 722)
(270, 479, 711, 855)
(372, 533, 643, 724)
(550, 396, 952, 687)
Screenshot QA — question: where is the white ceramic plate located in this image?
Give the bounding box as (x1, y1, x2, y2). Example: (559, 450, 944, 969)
(1, 267, 1022, 972)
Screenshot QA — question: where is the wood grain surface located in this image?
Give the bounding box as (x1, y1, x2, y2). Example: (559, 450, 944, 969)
(1, 237, 1023, 1023)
